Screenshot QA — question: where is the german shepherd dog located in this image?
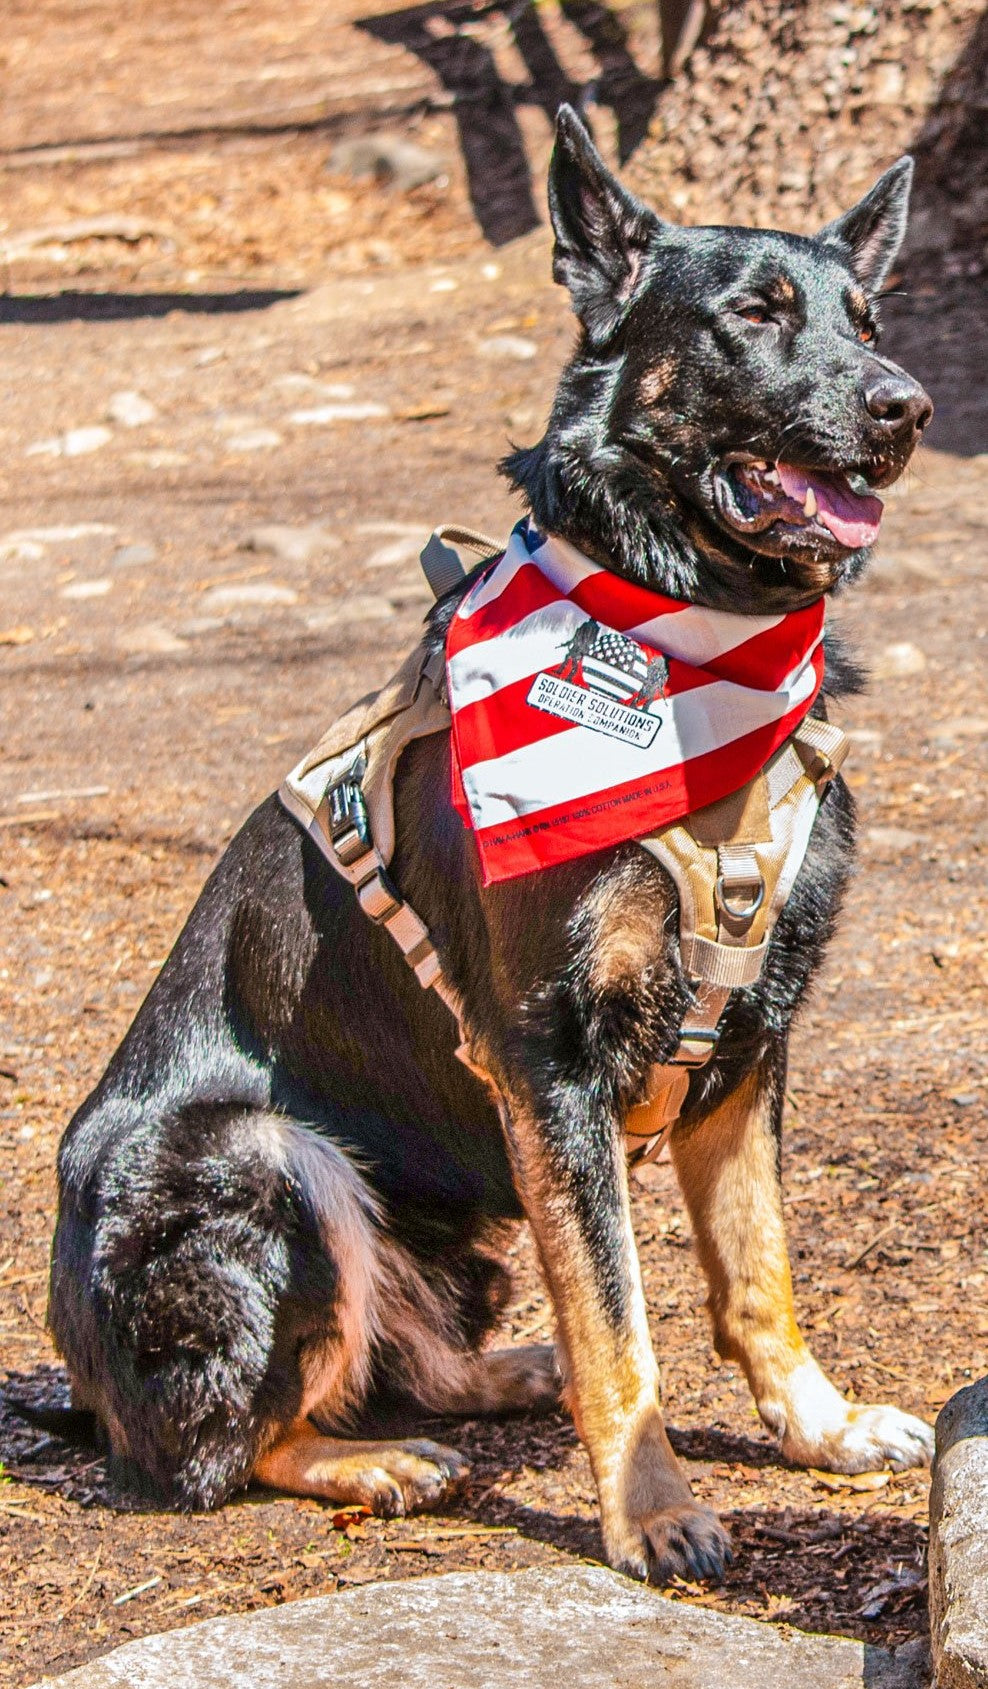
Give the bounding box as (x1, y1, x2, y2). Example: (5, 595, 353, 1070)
(42, 108, 934, 1583)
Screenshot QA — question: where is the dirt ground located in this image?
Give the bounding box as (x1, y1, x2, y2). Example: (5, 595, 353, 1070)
(1, 4, 986, 1686)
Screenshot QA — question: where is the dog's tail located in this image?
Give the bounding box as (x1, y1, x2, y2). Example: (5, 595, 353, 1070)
(2, 1392, 100, 1447)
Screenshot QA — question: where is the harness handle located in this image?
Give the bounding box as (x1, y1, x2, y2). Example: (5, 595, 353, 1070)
(420, 524, 503, 599)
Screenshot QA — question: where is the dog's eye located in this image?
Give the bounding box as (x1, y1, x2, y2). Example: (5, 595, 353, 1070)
(734, 305, 774, 326)
(858, 323, 877, 344)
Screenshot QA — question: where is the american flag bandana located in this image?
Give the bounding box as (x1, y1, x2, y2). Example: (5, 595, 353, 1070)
(447, 520, 826, 884)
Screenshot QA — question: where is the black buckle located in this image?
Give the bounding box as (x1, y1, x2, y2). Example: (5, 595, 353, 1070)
(327, 773, 372, 868)
(672, 1027, 721, 1067)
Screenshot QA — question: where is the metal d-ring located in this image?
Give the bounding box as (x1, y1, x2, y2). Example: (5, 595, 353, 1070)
(715, 874, 765, 920)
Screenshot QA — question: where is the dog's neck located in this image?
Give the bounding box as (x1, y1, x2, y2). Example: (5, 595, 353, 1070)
(499, 440, 865, 703)
(501, 436, 866, 620)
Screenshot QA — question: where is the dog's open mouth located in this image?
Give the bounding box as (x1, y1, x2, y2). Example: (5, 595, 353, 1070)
(714, 458, 884, 551)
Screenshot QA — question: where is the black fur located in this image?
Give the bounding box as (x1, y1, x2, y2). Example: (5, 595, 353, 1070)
(39, 110, 930, 1562)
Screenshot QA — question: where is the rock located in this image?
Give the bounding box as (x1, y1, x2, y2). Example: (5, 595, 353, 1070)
(60, 579, 113, 600)
(111, 543, 158, 569)
(302, 593, 396, 630)
(174, 616, 226, 636)
(63, 426, 114, 456)
(25, 1565, 928, 1689)
(365, 537, 423, 569)
(106, 390, 157, 427)
(845, 727, 883, 752)
(356, 521, 425, 537)
(4, 522, 115, 546)
(127, 449, 189, 469)
(873, 641, 928, 679)
(270, 375, 355, 400)
(116, 624, 188, 655)
(931, 717, 988, 744)
(288, 403, 389, 424)
(477, 334, 538, 361)
(241, 524, 338, 566)
(200, 583, 298, 611)
(864, 826, 925, 852)
(26, 426, 114, 458)
(329, 134, 449, 192)
(930, 1378, 988, 1688)
(225, 428, 283, 452)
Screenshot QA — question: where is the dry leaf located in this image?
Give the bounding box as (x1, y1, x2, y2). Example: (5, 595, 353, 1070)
(808, 1468, 890, 1493)
(0, 626, 35, 647)
(330, 1506, 370, 1531)
(397, 403, 451, 421)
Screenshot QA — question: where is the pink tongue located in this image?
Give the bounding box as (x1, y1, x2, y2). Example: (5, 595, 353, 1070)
(777, 463, 883, 548)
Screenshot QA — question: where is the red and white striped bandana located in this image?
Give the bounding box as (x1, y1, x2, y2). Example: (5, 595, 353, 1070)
(447, 520, 826, 884)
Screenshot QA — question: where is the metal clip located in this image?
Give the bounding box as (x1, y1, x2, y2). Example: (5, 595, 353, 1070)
(715, 874, 765, 920)
(327, 773, 372, 868)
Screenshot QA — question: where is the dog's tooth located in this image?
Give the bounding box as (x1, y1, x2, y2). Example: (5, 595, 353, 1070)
(803, 486, 818, 518)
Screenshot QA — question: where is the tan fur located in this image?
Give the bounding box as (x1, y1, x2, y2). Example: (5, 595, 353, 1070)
(254, 1422, 470, 1513)
(263, 1122, 542, 1440)
(585, 859, 672, 993)
(496, 1089, 722, 1576)
(638, 357, 678, 405)
(273, 1120, 381, 1426)
(669, 1071, 810, 1410)
(437, 1344, 561, 1415)
(666, 1073, 932, 1474)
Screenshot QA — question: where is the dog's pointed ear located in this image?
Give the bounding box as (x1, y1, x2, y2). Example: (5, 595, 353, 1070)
(818, 157, 913, 292)
(548, 104, 659, 343)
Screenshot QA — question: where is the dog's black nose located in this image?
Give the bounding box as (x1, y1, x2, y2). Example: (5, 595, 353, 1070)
(864, 373, 934, 435)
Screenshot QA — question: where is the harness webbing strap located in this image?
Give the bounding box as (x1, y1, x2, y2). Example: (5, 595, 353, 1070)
(624, 714, 848, 1164)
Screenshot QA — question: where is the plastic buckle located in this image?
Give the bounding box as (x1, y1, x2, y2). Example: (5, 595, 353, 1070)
(327, 774, 372, 868)
(356, 867, 404, 924)
(671, 1027, 721, 1068)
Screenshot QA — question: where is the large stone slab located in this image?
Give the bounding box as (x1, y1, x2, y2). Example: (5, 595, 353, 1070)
(930, 1378, 988, 1686)
(29, 1565, 928, 1689)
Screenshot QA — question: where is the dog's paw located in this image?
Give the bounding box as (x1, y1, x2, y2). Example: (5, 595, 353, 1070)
(358, 1439, 472, 1516)
(607, 1503, 732, 1586)
(792, 1404, 934, 1475)
(257, 1430, 471, 1516)
(767, 1359, 934, 1473)
(479, 1344, 562, 1414)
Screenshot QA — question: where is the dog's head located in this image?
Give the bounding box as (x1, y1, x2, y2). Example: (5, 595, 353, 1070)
(504, 107, 932, 612)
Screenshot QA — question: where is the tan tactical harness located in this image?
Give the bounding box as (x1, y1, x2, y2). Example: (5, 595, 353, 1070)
(280, 528, 848, 1165)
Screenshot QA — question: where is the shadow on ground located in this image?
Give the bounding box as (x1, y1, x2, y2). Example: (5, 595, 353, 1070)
(0, 290, 301, 324)
(1, 1363, 928, 1646)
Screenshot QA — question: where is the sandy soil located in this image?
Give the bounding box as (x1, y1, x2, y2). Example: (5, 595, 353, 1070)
(1, 4, 986, 1684)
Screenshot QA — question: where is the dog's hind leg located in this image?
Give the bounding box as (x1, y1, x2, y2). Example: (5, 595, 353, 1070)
(669, 1063, 934, 1473)
(424, 1345, 562, 1416)
(52, 1107, 470, 1514)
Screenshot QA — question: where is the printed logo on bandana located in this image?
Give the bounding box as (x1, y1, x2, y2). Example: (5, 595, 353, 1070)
(526, 619, 669, 748)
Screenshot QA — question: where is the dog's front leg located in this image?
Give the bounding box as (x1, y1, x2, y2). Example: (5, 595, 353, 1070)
(670, 1063, 934, 1473)
(499, 1080, 731, 1584)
